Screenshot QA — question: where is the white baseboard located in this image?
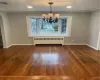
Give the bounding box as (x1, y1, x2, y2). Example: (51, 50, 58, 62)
(64, 43, 98, 50)
(5, 44, 33, 48)
(11, 44, 33, 46)
(86, 44, 98, 50)
(64, 43, 86, 45)
(4, 44, 12, 48)
(4, 43, 98, 50)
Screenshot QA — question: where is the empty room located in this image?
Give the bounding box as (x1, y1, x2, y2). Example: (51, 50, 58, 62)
(0, 0, 100, 80)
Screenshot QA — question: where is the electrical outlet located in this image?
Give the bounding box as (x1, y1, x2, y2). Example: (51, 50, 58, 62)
(72, 40, 75, 42)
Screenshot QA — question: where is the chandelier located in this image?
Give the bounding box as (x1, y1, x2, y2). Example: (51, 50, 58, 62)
(42, 2, 60, 24)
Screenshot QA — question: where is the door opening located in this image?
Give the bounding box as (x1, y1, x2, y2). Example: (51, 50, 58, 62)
(0, 16, 3, 48)
(0, 27, 3, 48)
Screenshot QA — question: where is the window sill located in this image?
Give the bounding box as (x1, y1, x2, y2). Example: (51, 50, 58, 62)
(30, 33, 70, 37)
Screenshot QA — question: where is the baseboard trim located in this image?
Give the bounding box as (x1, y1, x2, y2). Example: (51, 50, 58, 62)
(4, 45, 12, 48)
(6, 43, 86, 48)
(64, 43, 86, 45)
(5, 44, 33, 48)
(64, 43, 98, 50)
(86, 44, 98, 50)
(11, 44, 33, 46)
(4, 43, 98, 50)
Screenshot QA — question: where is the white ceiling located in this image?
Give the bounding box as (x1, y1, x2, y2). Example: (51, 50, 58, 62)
(0, 0, 100, 12)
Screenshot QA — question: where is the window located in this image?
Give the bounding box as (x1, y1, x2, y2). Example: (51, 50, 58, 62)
(31, 19, 37, 34)
(27, 16, 72, 36)
(39, 19, 58, 33)
(61, 19, 67, 33)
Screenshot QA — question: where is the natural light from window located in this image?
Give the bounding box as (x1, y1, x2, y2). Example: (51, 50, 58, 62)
(33, 53, 59, 65)
(27, 16, 72, 37)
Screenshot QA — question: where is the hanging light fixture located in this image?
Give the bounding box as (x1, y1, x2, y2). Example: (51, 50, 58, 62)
(42, 2, 60, 24)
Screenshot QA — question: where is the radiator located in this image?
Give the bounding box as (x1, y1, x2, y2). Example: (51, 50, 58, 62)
(33, 37, 64, 45)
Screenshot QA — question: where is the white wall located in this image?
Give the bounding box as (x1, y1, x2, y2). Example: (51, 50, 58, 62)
(0, 11, 11, 48)
(0, 11, 100, 49)
(88, 10, 100, 50)
(0, 11, 99, 50)
(8, 13, 33, 45)
(62, 13, 90, 45)
(7, 12, 90, 45)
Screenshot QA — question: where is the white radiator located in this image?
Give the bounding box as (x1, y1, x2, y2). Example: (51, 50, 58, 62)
(33, 37, 64, 45)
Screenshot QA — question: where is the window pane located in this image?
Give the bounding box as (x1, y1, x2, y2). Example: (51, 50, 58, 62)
(31, 19, 37, 34)
(61, 19, 67, 33)
(31, 18, 68, 36)
(39, 19, 58, 33)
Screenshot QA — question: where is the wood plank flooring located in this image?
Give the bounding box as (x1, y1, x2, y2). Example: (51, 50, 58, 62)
(0, 45, 100, 80)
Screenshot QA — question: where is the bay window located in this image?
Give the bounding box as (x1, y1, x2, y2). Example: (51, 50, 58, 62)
(27, 16, 72, 37)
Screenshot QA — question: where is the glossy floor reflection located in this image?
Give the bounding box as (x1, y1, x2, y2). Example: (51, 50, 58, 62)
(33, 53, 67, 65)
(0, 45, 99, 79)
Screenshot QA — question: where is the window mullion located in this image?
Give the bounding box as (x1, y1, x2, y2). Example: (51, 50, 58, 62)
(66, 18, 67, 35)
(58, 19, 61, 34)
(37, 19, 40, 34)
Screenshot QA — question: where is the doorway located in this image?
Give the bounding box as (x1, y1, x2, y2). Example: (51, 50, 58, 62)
(0, 16, 3, 48)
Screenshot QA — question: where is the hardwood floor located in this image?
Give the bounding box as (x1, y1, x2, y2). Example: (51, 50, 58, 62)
(0, 45, 100, 80)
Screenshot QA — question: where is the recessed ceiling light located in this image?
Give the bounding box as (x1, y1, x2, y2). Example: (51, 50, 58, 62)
(66, 6, 72, 9)
(27, 6, 33, 9)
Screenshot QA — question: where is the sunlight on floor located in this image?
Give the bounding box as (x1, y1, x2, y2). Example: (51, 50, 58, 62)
(33, 53, 59, 65)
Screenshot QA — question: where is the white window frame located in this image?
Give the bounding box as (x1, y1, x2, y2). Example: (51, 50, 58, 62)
(26, 16, 72, 37)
